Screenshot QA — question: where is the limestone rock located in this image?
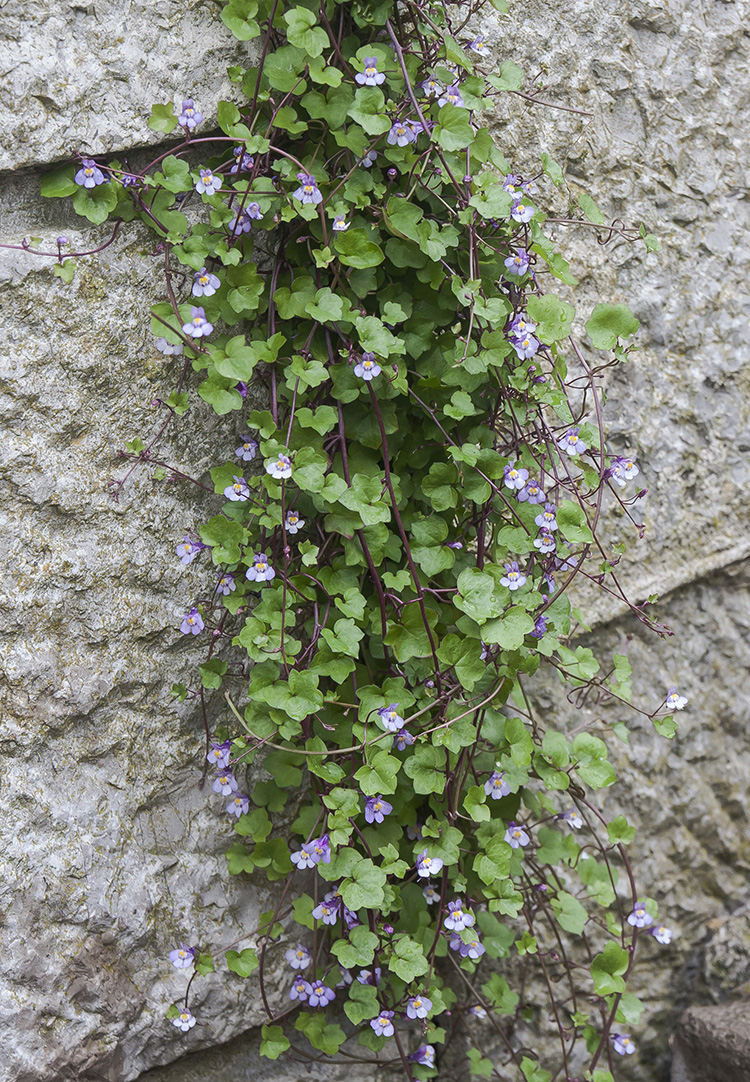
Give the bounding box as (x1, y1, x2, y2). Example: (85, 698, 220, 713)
(671, 1001, 750, 1082)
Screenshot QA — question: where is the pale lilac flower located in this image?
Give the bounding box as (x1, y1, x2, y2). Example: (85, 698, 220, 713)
(505, 250, 530, 276)
(231, 147, 254, 173)
(451, 935, 485, 959)
(518, 478, 545, 504)
(182, 306, 213, 338)
(356, 57, 386, 85)
(420, 76, 443, 97)
(235, 437, 258, 461)
(503, 174, 521, 194)
(285, 944, 311, 970)
(226, 793, 250, 817)
(406, 993, 432, 1019)
(121, 174, 141, 188)
(172, 1006, 196, 1032)
(406, 822, 423, 841)
(500, 562, 527, 591)
(416, 850, 444, 878)
(508, 312, 537, 338)
(360, 150, 377, 168)
(354, 352, 381, 380)
(336, 967, 353, 987)
(409, 1045, 436, 1068)
(484, 771, 510, 800)
(558, 427, 587, 455)
(512, 333, 540, 360)
(533, 529, 556, 554)
(444, 900, 475, 932)
(332, 214, 349, 231)
(521, 178, 539, 197)
(613, 1033, 636, 1056)
(177, 99, 203, 130)
(378, 703, 404, 731)
(609, 456, 640, 487)
(176, 536, 204, 565)
(480, 642, 489, 661)
(212, 771, 238, 796)
(195, 168, 221, 196)
(266, 452, 293, 479)
(169, 944, 196, 969)
(308, 980, 336, 1007)
(217, 572, 236, 596)
(155, 337, 183, 356)
(207, 740, 231, 768)
(467, 1005, 487, 1019)
(559, 808, 584, 830)
(423, 883, 440, 904)
(535, 503, 558, 530)
(627, 901, 653, 928)
(285, 510, 304, 534)
(505, 822, 530, 848)
(437, 85, 464, 108)
(387, 122, 417, 147)
(370, 1011, 395, 1037)
(289, 978, 312, 1002)
(650, 924, 672, 944)
(511, 199, 535, 223)
(364, 795, 392, 824)
(192, 268, 221, 297)
(393, 729, 414, 750)
(224, 476, 250, 502)
(75, 159, 106, 188)
(504, 463, 529, 491)
(357, 966, 381, 985)
(530, 614, 548, 639)
(180, 607, 204, 635)
(467, 35, 490, 56)
(291, 845, 319, 871)
(665, 688, 687, 711)
(292, 172, 323, 205)
(311, 901, 338, 924)
(409, 120, 426, 136)
(245, 553, 275, 583)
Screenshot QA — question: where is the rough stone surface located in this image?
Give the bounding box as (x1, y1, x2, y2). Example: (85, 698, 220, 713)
(670, 1000, 750, 1082)
(1, 0, 749, 1081)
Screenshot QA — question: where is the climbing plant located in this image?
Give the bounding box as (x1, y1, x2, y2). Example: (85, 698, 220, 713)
(30, 0, 681, 1078)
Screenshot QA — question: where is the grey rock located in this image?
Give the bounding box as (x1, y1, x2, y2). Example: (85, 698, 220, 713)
(671, 1000, 750, 1082)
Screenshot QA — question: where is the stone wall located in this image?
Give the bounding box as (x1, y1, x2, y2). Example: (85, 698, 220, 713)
(1, 1, 749, 1081)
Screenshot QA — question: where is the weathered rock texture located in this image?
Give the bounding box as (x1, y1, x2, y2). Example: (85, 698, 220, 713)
(1, 0, 749, 1081)
(670, 1000, 750, 1082)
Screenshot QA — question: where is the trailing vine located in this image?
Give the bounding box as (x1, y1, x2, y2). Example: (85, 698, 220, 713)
(25, 0, 683, 1078)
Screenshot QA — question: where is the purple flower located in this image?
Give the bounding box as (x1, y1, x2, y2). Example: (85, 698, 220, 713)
(224, 476, 250, 502)
(266, 452, 293, 479)
(444, 900, 475, 932)
(503, 174, 521, 194)
(289, 978, 312, 1002)
(227, 793, 250, 817)
(533, 529, 556, 554)
(207, 740, 231, 768)
(518, 478, 546, 504)
(511, 199, 535, 223)
(420, 76, 443, 97)
(406, 993, 432, 1019)
(370, 1010, 395, 1037)
(155, 337, 183, 356)
(192, 268, 221, 298)
(508, 312, 537, 338)
(182, 306, 213, 338)
(176, 536, 204, 565)
(558, 426, 587, 456)
(387, 122, 417, 147)
(364, 795, 393, 824)
(393, 729, 414, 750)
(246, 553, 275, 583)
(505, 250, 530, 276)
(285, 944, 311, 970)
(467, 1005, 487, 1018)
(172, 1006, 196, 1032)
(416, 850, 444, 878)
(195, 168, 221, 196)
(336, 967, 353, 988)
(530, 615, 548, 640)
(480, 642, 489, 661)
(177, 99, 203, 130)
(450, 934, 484, 959)
(521, 178, 539, 196)
(504, 463, 529, 491)
(406, 822, 423, 841)
(311, 900, 338, 925)
(169, 943, 196, 969)
(500, 562, 527, 591)
(75, 159, 106, 188)
(180, 607, 204, 635)
(356, 57, 386, 85)
(409, 119, 426, 136)
(360, 149, 377, 168)
(650, 923, 672, 944)
(612, 1033, 636, 1056)
(512, 333, 540, 360)
(354, 352, 381, 380)
(229, 204, 262, 234)
(665, 688, 687, 711)
(378, 703, 404, 731)
(357, 966, 381, 985)
(468, 35, 490, 56)
(609, 456, 640, 487)
(230, 147, 254, 174)
(285, 510, 304, 534)
(308, 980, 336, 1007)
(121, 174, 141, 189)
(292, 172, 323, 205)
(235, 436, 258, 461)
(484, 771, 510, 800)
(423, 883, 440, 904)
(627, 901, 653, 928)
(409, 1044, 436, 1068)
(212, 771, 238, 796)
(332, 214, 349, 232)
(504, 821, 530, 848)
(437, 84, 464, 108)
(558, 808, 584, 830)
(217, 572, 236, 596)
(535, 503, 558, 530)
(293, 834, 332, 870)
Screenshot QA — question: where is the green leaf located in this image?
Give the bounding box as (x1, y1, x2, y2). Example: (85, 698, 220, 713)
(455, 569, 503, 623)
(353, 750, 400, 795)
(591, 942, 629, 996)
(551, 891, 588, 934)
(347, 87, 391, 135)
(331, 926, 379, 968)
(389, 935, 429, 982)
(148, 102, 177, 133)
(436, 104, 475, 151)
(527, 293, 576, 344)
(41, 167, 78, 198)
(578, 192, 606, 225)
(335, 229, 385, 269)
(488, 60, 524, 92)
(226, 947, 259, 977)
(482, 606, 534, 649)
(52, 260, 75, 284)
(556, 500, 594, 544)
(403, 745, 446, 795)
(260, 1024, 290, 1060)
(283, 7, 328, 57)
(72, 183, 118, 225)
(344, 981, 379, 1025)
(468, 1047, 494, 1077)
(607, 815, 636, 845)
(481, 973, 518, 1014)
(585, 303, 639, 350)
(221, 0, 260, 40)
(540, 152, 564, 187)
